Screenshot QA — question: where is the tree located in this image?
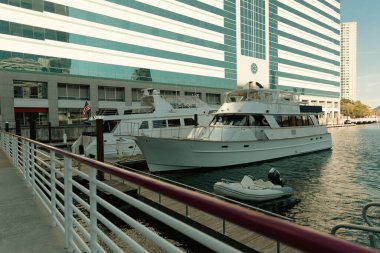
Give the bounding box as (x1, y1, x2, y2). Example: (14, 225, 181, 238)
(340, 99, 373, 118)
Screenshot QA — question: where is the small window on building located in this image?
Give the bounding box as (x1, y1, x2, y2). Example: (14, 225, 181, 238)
(206, 93, 221, 105)
(132, 88, 143, 102)
(13, 80, 48, 99)
(98, 86, 125, 101)
(58, 83, 89, 100)
(185, 92, 202, 99)
(161, 90, 179, 96)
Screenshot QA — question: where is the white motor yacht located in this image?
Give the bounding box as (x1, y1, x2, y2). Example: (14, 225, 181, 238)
(132, 85, 332, 172)
(72, 88, 216, 158)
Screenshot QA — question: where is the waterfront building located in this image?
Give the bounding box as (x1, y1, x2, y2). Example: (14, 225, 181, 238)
(0, 0, 341, 127)
(341, 22, 357, 101)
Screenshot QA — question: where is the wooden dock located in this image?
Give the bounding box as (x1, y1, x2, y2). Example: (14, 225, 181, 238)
(116, 175, 301, 253)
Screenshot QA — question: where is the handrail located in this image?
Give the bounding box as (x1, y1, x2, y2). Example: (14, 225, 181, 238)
(331, 224, 380, 248)
(0, 131, 377, 253)
(363, 202, 380, 227)
(331, 202, 380, 248)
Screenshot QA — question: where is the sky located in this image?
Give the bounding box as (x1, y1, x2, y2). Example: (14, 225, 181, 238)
(341, 0, 380, 108)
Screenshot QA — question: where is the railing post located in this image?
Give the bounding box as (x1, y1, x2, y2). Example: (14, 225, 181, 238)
(89, 167, 98, 252)
(0, 132, 3, 149)
(30, 143, 36, 194)
(4, 133, 8, 155)
(50, 150, 57, 226)
(9, 135, 13, 162)
(277, 241, 281, 253)
(22, 139, 27, 177)
(12, 135, 17, 166)
(16, 136, 20, 167)
(25, 141, 31, 184)
(64, 156, 74, 252)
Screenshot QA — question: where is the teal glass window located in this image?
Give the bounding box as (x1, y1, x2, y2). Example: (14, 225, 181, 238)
(240, 0, 266, 59)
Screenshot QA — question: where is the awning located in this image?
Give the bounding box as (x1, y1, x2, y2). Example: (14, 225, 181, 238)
(14, 107, 48, 113)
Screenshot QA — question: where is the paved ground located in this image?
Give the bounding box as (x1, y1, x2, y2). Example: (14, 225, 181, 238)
(0, 151, 66, 253)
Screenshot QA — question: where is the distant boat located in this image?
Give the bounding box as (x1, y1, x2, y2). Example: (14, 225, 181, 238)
(132, 86, 332, 172)
(213, 168, 294, 202)
(72, 88, 216, 158)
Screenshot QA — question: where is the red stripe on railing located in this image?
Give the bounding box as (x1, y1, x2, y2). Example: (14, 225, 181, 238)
(6, 133, 378, 253)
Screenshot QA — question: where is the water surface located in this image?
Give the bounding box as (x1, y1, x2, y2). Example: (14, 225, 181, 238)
(159, 124, 380, 241)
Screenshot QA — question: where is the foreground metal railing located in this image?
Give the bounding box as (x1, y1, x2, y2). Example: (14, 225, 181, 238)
(0, 131, 376, 253)
(332, 202, 380, 248)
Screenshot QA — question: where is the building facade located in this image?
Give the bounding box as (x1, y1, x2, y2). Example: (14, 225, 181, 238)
(0, 0, 341, 127)
(340, 22, 357, 101)
(270, 0, 341, 124)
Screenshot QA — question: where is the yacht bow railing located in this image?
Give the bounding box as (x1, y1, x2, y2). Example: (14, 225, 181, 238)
(0, 131, 376, 253)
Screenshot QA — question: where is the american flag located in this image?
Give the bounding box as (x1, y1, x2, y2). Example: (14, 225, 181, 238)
(82, 101, 91, 118)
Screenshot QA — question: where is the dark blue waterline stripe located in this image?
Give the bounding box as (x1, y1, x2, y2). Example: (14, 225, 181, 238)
(277, 44, 340, 66)
(293, 0, 340, 24)
(277, 71, 340, 86)
(277, 58, 339, 76)
(271, 84, 340, 98)
(276, 1, 340, 34)
(43, 1, 227, 52)
(277, 31, 339, 56)
(105, 0, 232, 35)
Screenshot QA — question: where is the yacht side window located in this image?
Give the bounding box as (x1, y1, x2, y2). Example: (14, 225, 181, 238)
(153, 120, 167, 128)
(184, 118, 196, 126)
(289, 116, 297, 126)
(168, 119, 181, 127)
(296, 116, 303, 126)
(103, 120, 118, 133)
(248, 115, 256, 126)
(231, 115, 247, 126)
(282, 116, 289, 127)
(139, 121, 149, 129)
(275, 116, 282, 126)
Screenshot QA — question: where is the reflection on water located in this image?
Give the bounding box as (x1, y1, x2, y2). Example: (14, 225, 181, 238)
(159, 124, 380, 239)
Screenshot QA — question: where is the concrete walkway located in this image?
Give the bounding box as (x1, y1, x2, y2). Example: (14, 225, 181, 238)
(0, 151, 66, 253)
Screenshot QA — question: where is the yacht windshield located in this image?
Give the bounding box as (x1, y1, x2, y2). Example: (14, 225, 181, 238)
(103, 120, 119, 133)
(210, 115, 247, 126)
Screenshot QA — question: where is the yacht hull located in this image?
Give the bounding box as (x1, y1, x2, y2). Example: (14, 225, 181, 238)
(134, 133, 332, 172)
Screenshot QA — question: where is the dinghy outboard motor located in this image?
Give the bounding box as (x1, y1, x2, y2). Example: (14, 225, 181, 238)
(268, 168, 285, 186)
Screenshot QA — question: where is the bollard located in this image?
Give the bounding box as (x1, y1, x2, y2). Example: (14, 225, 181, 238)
(16, 120, 21, 136)
(48, 122, 52, 143)
(30, 121, 36, 140)
(5, 122, 9, 132)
